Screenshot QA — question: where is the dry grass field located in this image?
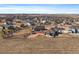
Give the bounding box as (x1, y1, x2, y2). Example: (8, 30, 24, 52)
(0, 29, 79, 54)
(0, 14, 79, 54)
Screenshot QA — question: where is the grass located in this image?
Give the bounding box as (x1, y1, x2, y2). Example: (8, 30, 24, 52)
(0, 28, 79, 53)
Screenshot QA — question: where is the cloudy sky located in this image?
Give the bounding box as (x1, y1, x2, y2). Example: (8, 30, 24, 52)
(0, 4, 79, 14)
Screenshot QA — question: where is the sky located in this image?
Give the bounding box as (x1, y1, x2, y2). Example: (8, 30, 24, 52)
(0, 4, 79, 14)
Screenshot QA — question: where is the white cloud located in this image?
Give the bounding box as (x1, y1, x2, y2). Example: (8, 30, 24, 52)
(0, 7, 79, 14)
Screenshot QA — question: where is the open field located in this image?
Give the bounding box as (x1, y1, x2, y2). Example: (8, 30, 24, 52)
(0, 32, 79, 54)
(0, 14, 79, 53)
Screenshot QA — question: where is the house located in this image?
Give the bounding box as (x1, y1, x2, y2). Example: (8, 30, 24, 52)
(32, 25, 46, 34)
(68, 25, 79, 33)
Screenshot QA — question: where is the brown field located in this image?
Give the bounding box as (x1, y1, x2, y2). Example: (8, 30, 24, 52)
(0, 14, 79, 54)
(0, 30, 79, 54)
